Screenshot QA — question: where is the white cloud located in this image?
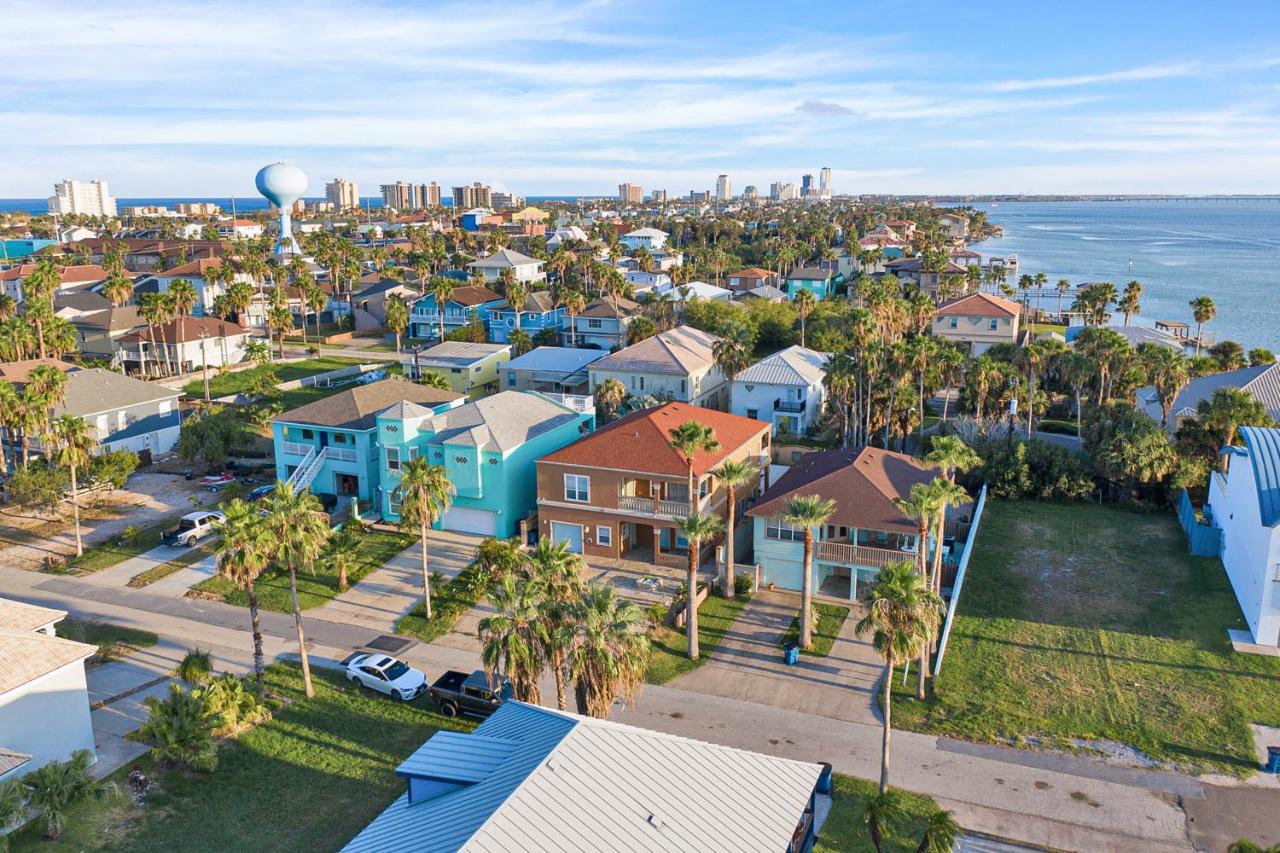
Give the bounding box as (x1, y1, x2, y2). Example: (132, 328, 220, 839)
(989, 63, 1198, 92)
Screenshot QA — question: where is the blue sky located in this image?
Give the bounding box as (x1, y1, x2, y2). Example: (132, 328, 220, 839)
(5, 0, 1280, 197)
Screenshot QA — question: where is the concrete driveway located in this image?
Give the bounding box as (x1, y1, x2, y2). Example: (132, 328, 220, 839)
(667, 590, 885, 725)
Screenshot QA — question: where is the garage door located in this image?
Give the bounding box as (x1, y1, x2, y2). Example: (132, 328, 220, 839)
(549, 522, 584, 553)
(440, 506, 498, 537)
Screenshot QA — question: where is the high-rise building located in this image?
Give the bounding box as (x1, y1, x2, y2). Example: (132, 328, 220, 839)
(819, 167, 832, 198)
(649, 189, 667, 204)
(490, 192, 524, 209)
(801, 174, 814, 197)
(772, 182, 800, 201)
(689, 190, 711, 202)
(452, 182, 492, 209)
(325, 178, 359, 210)
(743, 185, 759, 200)
(48, 179, 116, 217)
(412, 182, 442, 208)
(380, 182, 414, 210)
(769, 182, 784, 201)
(618, 183, 643, 205)
(715, 174, 733, 201)
(174, 202, 221, 216)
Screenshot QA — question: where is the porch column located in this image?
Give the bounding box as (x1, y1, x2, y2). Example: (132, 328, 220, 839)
(652, 526, 662, 566)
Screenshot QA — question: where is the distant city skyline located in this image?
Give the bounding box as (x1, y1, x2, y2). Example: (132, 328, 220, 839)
(5, 1, 1280, 197)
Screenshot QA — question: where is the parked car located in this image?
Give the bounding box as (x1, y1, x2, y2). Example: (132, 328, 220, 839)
(247, 484, 276, 502)
(344, 654, 427, 701)
(427, 670, 512, 719)
(201, 472, 236, 492)
(162, 511, 226, 547)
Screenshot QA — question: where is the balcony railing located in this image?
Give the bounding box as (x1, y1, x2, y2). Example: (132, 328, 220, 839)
(327, 447, 358, 462)
(540, 392, 594, 412)
(816, 541, 917, 568)
(774, 399, 805, 414)
(617, 495, 690, 518)
(281, 440, 312, 457)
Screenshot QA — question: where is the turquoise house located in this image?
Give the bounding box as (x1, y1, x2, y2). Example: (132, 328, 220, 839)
(747, 446, 965, 600)
(782, 266, 839, 300)
(379, 390, 595, 538)
(271, 379, 464, 504)
(409, 285, 505, 340)
(488, 291, 566, 344)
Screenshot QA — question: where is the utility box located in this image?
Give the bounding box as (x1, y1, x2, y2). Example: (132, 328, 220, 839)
(1267, 747, 1280, 774)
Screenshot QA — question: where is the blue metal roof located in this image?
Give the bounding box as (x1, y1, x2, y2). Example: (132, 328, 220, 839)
(1241, 426, 1280, 527)
(395, 733, 519, 784)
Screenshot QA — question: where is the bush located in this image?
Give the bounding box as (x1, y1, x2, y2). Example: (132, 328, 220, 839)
(176, 649, 214, 686)
(733, 573, 755, 597)
(8, 461, 68, 511)
(139, 683, 219, 773)
(202, 673, 272, 735)
(979, 439, 1094, 502)
(23, 749, 96, 840)
(87, 448, 139, 489)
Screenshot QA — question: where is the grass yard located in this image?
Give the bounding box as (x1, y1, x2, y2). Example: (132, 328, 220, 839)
(1027, 321, 1068, 336)
(362, 337, 433, 353)
(646, 592, 751, 685)
(9, 665, 471, 852)
(65, 516, 182, 575)
(274, 364, 404, 412)
(395, 563, 488, 642)
(55, 618, 158, 660)
(783, 603, 851, 657)
(815, 774, 944, 853)
(894, 500, 1280, 775)
(182, 356, 372, 399)
(191, 529, 413, 612)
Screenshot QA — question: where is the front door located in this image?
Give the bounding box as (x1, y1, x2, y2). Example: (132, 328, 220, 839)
(336, 474, 359, 496)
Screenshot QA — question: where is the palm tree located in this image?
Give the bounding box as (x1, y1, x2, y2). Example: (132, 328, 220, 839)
(479, 574, 548, 703)
(793, 288, 816, 348)
(0, 380, 18, 474)
(1190, 295, 1216, 356)
(780, 495, 836, 649)
(304, 283, 328, 341)
(416, 371, 452, 391)
(565, 583, 649, 718)
(563, 289, 586, 347)
(666, 420, 719, 512)
(1119, 280, 1143, 326)
(676, 512, 724, 660)
(1141, 346, 1190, 428)
(525, 539, 586, 710)
(861, 789, 906, 853)
(385, 294, 409, 355)
(102, 271, 134, 307)
(45, 415, 94, 557)
(394, 458, 455, 621)
(430, 276, 455, 342)
(594, 377, 626, 422)
(924, 435, 980, 485)
(857, 561, 944, 793)
(25, 364, 67, 432)
(1055, 278, 1071, 321)
(137, 292, 172, 376)
(22, 257, 60, 358)
(916, 808, 962, 853)
(709, 459, 756, 597)
(924, 478, 969, 596)
(168, 278, 198, 373)
(263, 482, 332, 699)
(216, 498, 271, 696)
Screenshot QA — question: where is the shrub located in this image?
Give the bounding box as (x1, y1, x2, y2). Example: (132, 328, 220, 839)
(733, 573, 755, 597)
(202, 673, 271, 735)
(23, 749, 95, 840)
(87, 449, 139, 490)
(0, 778, 25, 842)
(176, 648, 214, 686)
(979, 439, 1093, 502)
(139, 684, 219, 773)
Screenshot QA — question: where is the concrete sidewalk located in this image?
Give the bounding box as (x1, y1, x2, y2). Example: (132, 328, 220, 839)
(80, 542, 196, 587)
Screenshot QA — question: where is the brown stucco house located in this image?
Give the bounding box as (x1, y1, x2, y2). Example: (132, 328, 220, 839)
(535, 402, 771, 566)
(931, 291, 1021, 356)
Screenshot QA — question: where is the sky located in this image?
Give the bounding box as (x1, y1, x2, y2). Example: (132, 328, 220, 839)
(5, 0, 1280, 198)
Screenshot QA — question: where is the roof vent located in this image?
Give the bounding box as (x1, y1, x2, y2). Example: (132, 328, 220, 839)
(647, 813, 665, 830)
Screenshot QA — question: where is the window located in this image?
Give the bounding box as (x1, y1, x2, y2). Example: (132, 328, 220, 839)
(588, 318, 602, 329)
(698, 479, 710, 498)
(666, 482, 689, 503)
(597, 525, 612, 546)
(386, 447, 401, 471)
(949, 317, 958, 329)
(637, 376, 645, 391)
(680, 379, 687, 394)
(333, 432, 348, 444)
(451, 367, 462, 374)
(301, 429, 314, 440)
(564, 474, 590, 502)
(765, 517, 803, 541)
(989, 319, 999, 330)
(746, 408, 758, 420)
(507, 373, 516, 386)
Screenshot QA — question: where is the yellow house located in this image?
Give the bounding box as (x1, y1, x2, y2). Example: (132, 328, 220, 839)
(932, 292, 1021, 356)
(403, 342, 511, 398)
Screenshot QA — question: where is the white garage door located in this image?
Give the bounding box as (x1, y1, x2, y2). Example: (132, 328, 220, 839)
(549, 522, 584, 553)
(440, 506, 497, 537)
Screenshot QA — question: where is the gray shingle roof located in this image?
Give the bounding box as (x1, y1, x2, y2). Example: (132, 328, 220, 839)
(1139, 363, 1280, 427)
(468, 248, 541, 270)
(0, 627, 95, 696)
(419, 391, 582, 453)
(59, 368, 180, 417)
(589, 325, 719, 376)
(274, 378, 462, 430)
(0, 599, 65, 632)
(733, 345, 829, 385)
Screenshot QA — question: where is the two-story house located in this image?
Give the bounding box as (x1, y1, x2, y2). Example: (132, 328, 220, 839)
(618, 227, 668, 252)
(379, 390, 594, 538)
(536, 402, 770, 566)
(782, 266, 838, 300)
(467, 249, 545, 285)
(409, 285, 505, 341)
(403, 341, 511, 398)
(725, 267, 779, 294)
(748, 446, 956, 601)
(118, 316, 250, 376)
(931, 292, 1021, 356)
(1136, 363, 1280, 435)
(563, 297, 640, 350)
(271, 379, 464, 504)
(883, 257, 969, 299)
(500, 347, 606, 394)
(0, 263, 119, 305)
(587, 325, 727, 409)
(488, 291, 566, 344)
(623, 269, 671, 295)
(132, 257, 249, 317)
(730, 346, 830, 437)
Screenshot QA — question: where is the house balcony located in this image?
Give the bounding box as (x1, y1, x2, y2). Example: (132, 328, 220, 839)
(816, 541, 917, 569)
(281, 440, 312, 457)
(540, 393, 594, 413)
(617, 495, 691, 518)
(774, 399, 805, 414)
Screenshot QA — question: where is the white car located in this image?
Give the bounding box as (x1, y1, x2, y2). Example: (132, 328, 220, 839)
(164, 511, 225, 547)
(345, 654, 427, 701)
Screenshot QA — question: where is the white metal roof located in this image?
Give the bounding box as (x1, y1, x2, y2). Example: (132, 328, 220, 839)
(733, 345, 830, 386)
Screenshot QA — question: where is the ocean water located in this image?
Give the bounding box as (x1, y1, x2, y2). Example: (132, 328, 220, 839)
(973, 200, 1280, 351)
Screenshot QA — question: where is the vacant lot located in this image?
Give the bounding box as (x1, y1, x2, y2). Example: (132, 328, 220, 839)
(895, 500, 1280, 775)
(182, 356, 375, 399)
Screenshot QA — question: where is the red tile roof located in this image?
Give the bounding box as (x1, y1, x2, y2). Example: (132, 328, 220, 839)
(539, 402, 768, 477)
(935, 291, 1019, 319)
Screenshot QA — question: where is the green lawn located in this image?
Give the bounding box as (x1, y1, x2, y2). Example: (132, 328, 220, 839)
(191, 530, 413, 612)
(66, 516, 182, 575)
(395, 564, 487, 642)
(895, 500, 1280, 775)
(362, 337, 433, 353)
(1027, 321, 1067, 336)
(646, 592, 751, 685)
(182, 356, 373, 398)
(783, 603, 851, 657)
(275, 364, 404, 412)
(9, 665, 471, 852)
(55, 618, 158, 660)
(815, 774, 943, 853)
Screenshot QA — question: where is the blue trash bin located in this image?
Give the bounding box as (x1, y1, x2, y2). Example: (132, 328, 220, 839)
(783, 642, 800, 666)
(816, 762, 833, 794)
(1267, 747, 1280, 774)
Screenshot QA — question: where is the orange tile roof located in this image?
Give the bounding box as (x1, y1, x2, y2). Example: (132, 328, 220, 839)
(539, 402, 768, 477)
(935, 291, 1020, 319)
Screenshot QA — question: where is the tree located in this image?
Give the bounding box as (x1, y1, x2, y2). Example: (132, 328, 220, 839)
(563, 289, 586, 347)
(924, 435, 980, 484)
(625, 315, 657, 345)
(1209, 340, 1247, 371)
(666, 420, 719, 512)
(139, 683, 218, 772)
(525, 539, 586, 710)
(781, 495, 836, 650)
(26, 363, 68, 432)
(508, 327, 533, 357)
(595, 377, 626, 422)
(1087, 405, 1177, 500)
(1189, 295, 1216, 356)
(1194, 387, 1276, 448)
(394, 458, 455, 621)
(892, 484, 939, 697)
(1249, 347, 1276, 367)
(709, 459, 756, 597)
(479, 573, 547, 703)
(861, 789, 906, 853)
(216, 498, 271, 696)
(0, 777, 24, 849)
(102, 270, 134, 307)
(176, 648, 214, 686)
(916, 808, 962, 853)
(566, 583, 649, 718)
(430, 276, 455, 341)
(793, 288, 816, 347)
(22, 749, 96, 840)
(1140, 346, 1189, 428)
(385, 294, 409, 355)
(263, 482, 332, 699)
(675, 512, 724, 660)
(1055, 278, 1071, 321)
(137, 292, 170, 376)
(21, 257, 60, 358)
(177, 404, 251, 469)
(856, 561, 943, 793)
(1118, 280, 1143, 326)
(416, 370, 452, 391)
(168, 278, 199, 372)
(45, 415, 95, 557)
(711, 333, 751, 385)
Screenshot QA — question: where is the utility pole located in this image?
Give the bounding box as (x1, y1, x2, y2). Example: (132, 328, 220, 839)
(200, 329, 211, 402)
